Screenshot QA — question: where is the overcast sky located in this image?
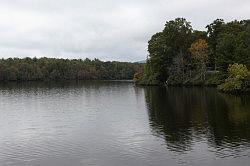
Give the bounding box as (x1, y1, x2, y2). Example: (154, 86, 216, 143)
(0, 0, 249, 62)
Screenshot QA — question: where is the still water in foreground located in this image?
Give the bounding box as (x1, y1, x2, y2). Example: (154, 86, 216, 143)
(0, 81, 249, 166)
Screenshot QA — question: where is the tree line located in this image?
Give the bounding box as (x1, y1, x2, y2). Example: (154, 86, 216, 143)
(0, 57, 143, 81)
(135, 18, 250, 93)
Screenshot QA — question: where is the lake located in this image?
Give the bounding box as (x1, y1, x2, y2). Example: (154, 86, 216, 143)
(0, 81, 249, 166)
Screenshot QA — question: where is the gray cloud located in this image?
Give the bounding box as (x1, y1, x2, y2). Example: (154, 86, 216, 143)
(0, 0, 249, 61)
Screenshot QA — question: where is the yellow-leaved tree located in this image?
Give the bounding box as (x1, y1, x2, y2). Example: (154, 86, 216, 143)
(218, 63, 250, 93)
(189, 39, 209, 81)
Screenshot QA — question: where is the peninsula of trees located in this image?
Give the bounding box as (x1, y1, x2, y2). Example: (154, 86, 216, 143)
(135, 18, 250, 93)
(0, 58, 143, 81)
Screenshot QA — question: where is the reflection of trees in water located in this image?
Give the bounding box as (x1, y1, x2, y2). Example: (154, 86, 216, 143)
(144, 86, 250, 152)
(0, 81, 132, 95)
(207, 93, 250, 149)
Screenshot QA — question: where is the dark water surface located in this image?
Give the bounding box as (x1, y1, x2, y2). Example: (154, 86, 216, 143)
(0, 81, 249, 166)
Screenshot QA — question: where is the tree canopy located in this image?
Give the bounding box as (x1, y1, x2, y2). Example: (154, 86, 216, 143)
(138, 18, 250, 90)
(0, 57, 143, 81)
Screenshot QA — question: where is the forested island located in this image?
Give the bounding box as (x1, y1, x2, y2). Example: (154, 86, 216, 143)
(135, 18, 250, 93)
(0, 58, 143, 81)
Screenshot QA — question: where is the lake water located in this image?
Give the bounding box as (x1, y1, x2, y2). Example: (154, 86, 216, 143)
(0, 81, 249, 166)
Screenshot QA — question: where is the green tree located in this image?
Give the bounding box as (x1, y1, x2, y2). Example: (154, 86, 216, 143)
(218, 63, 250, 93)
(216, 30, 250, 72)
(146, 18, 193, 83)
(206, 19, 225, 69)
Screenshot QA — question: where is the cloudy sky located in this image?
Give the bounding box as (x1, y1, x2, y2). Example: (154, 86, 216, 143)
(0, 0, 249, 62)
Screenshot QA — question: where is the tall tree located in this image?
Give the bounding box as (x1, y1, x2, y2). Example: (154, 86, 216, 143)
(189, 39, 210, 81)
(146, 18, 193, 82)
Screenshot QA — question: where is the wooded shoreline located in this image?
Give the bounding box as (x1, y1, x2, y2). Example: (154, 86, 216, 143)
(134, 18, 250, 94)
(0, 57, 143, 82)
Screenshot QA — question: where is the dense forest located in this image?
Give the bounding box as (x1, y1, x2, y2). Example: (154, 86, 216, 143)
(0, 57, 143, 81)
(135, 18, 250, 93)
